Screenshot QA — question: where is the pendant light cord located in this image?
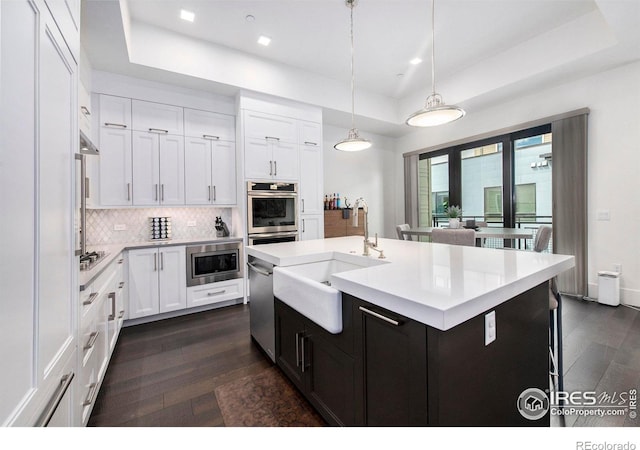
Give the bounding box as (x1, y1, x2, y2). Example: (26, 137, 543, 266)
(431, 0, 436, 96)
(350, 1, 356, 130)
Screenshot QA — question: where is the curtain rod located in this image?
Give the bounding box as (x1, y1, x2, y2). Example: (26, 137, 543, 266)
(402, 108, 590, 159)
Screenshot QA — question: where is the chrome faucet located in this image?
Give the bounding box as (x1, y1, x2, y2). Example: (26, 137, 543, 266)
(352, 197, 385, 259)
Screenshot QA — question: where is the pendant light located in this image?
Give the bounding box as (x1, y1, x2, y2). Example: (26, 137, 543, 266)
(334, 0, 371, 152)
(406, 0, 465, 127)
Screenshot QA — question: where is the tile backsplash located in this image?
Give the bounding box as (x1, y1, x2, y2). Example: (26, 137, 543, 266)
(86, 207, 235, 245)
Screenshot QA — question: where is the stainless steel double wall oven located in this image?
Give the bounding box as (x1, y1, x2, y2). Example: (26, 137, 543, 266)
(247, 181, 299, 245)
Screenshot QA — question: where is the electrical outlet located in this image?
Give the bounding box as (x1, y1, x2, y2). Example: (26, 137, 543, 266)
(485, 311, 496, 346)
(187, 220, 196, 227)
(597, 210, 610, 221)
(114, 224, 126, 231)
(613, 264, 622, 274)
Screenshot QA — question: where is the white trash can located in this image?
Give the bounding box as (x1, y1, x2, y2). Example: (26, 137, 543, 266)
(598, 271, 620, 306)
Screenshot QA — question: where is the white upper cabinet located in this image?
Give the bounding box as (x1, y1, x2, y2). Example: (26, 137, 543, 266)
(244, 137, 298, 181)
(99, 95, 132, 129)
(185, 137, 237, 206)
(132, 100, 183, 135)
(98, 127, 133, 206)
(243, 110, 297, 143)
(299, 120, 322, 146)
(184, 108, 235, 141)
(299, 142, 324, 215)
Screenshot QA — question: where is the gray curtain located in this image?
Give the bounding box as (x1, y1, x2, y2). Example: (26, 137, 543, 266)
(552, 114, 589, 296)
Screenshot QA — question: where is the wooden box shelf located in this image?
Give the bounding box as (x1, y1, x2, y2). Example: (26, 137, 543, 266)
(324, 209, 364, 238)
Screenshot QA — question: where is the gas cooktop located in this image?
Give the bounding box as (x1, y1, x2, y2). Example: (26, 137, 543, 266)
(79, 250, 108, 271)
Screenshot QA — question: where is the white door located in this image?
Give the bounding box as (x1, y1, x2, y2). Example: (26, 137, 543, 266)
(244, 137, 272, 180)
(159, 134, 185, 205)
(158, 246, 187, 313)
(99, 127, 132, 206)
(132, 100, 184, 135)
(185, 137, 213, 205)
(243, 110, 297, 143)
(132, 131, 160, 205)
(300, 214, 324, 241)
(99, 94, 131, 129)
(127, 248, 160, 319)
(184, 108, 235, 141)
(299, 143, 323, 214)
(37, 8, 77, 424)
(299, 121, 322, 146)
(272, 140, 299, 181)
(212, 140, 237, 205)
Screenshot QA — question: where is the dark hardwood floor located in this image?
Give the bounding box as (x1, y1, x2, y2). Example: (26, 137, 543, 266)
(89, 297, 640, 427)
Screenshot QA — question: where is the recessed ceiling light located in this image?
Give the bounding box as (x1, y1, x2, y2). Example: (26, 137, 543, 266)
(180, 9, 195, 22)
(257, 35, 271, 46)
(245, 14, 255, 22)
(410, 57, 422, 65)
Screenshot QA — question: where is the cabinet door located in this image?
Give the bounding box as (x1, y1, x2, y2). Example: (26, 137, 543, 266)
(37, 10, 77, 424)
(79, 81, 92, 136)
(132, 99, 184, 135)
(244, 137, 272, 180)
(299, 144, 323, 214)
(211, 140, 237, 205)
(300, 215, 324, 241)
(99, 127, 132, 206)
(185, 137, 213, 205)
(127, 248, 160, 319)
(159, 134, 185, 205)
(158, 246, 187, 314)
(299, 121, 321, 146)
(353, 299, 428, 426)
(184, 108, 235, 141)
(132, 131, 160, 206)
(272, 140, 299, 181)
(99, 94, 131, 129)
(243, 110, 297, 143)
(275, 300, 305, 392)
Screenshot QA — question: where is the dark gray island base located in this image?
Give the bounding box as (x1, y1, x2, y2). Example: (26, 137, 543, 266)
(274, 282, 549, 427)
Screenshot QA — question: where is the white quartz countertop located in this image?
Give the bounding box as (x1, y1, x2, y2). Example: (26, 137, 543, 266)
(79, 236, 243, 291)
(246, 236, 575, 331)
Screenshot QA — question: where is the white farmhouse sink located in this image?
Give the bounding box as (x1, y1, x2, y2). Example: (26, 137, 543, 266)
(273, 256, 383, 334)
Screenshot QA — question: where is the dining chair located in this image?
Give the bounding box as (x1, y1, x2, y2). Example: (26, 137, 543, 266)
(533, 225, 552, 252)
(396, 224, 412, 241)
(431, 228, 475, 246)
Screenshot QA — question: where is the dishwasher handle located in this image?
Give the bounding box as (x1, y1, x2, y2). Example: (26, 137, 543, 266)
(247, 261, 273, 277)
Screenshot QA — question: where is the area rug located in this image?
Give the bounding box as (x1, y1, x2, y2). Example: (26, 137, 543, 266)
(214, 366, 325, 427)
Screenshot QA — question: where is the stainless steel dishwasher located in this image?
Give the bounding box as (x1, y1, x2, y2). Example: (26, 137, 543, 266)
(247, 255, 275, 362)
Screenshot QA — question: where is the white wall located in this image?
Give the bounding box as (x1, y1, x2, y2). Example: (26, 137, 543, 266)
(323, 125, 397, 239)
(394, 61, 640, 306)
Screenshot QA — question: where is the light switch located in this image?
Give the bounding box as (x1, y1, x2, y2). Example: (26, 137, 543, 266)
(485, 311, 496, 346)
(597, 210, 610, 221)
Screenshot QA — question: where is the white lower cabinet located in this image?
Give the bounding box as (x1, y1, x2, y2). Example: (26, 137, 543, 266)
(128, 246, 187, 319)
(300, 214, 324, 240)
(187, 279, 244, 308)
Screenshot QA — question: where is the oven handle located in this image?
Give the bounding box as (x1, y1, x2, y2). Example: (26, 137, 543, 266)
(247, 262, 272, 277)
(247, 192, 298, 198)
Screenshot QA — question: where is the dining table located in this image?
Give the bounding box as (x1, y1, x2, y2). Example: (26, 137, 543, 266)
(400, 226, 534, 248)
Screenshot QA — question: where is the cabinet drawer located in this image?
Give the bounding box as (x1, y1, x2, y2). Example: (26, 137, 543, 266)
(132, 100, 183, 135)
(243, 110, 297, 143)
(186, 278, 244, 308)
(78, 346, 100, 426)
(79, 297, 105, 368)
(184, 108, 235, 141)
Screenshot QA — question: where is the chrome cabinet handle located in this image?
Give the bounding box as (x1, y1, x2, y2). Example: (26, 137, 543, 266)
(83, 331, 99, 351)
(208, 185, 211, 201)
(108, 292, 116, 320)
(301, 199, 305, 213)
(154, 253, 157, 271)
(359, 306, 401, 326)
(148, 128, 168, 134)
(213, 186, 216, 202)
(118, 310, 125, 319)
(160, 252, 164, 270)
(203, 134, 219, 140)
(83, 292, 99, 306)
(300, 335, 306, 373)
(82, 382, 99, 407)
(117, 259, 124, 264)
(161, 184, 164, 202)
(269, 161, 273, 176)
(127, 183, 131, 201)
(85, 177, 91, 199)
(295, 332, 300, 367)
(35, 372, 74, 426)
(274, 161, 277, 176)
(265, 136, 280, 141)
(118, 281, 125, 289)
(104, 122, 127, 128)
(206, 289, 226, 296)
(81, 106, 91, 116)
(304, 141, 317, 146)
(302, 219, 305, 233)
(155, 184, 159, 201)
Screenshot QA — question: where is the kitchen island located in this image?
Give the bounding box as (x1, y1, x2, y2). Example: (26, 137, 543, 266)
(246, 236, 574, 426)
